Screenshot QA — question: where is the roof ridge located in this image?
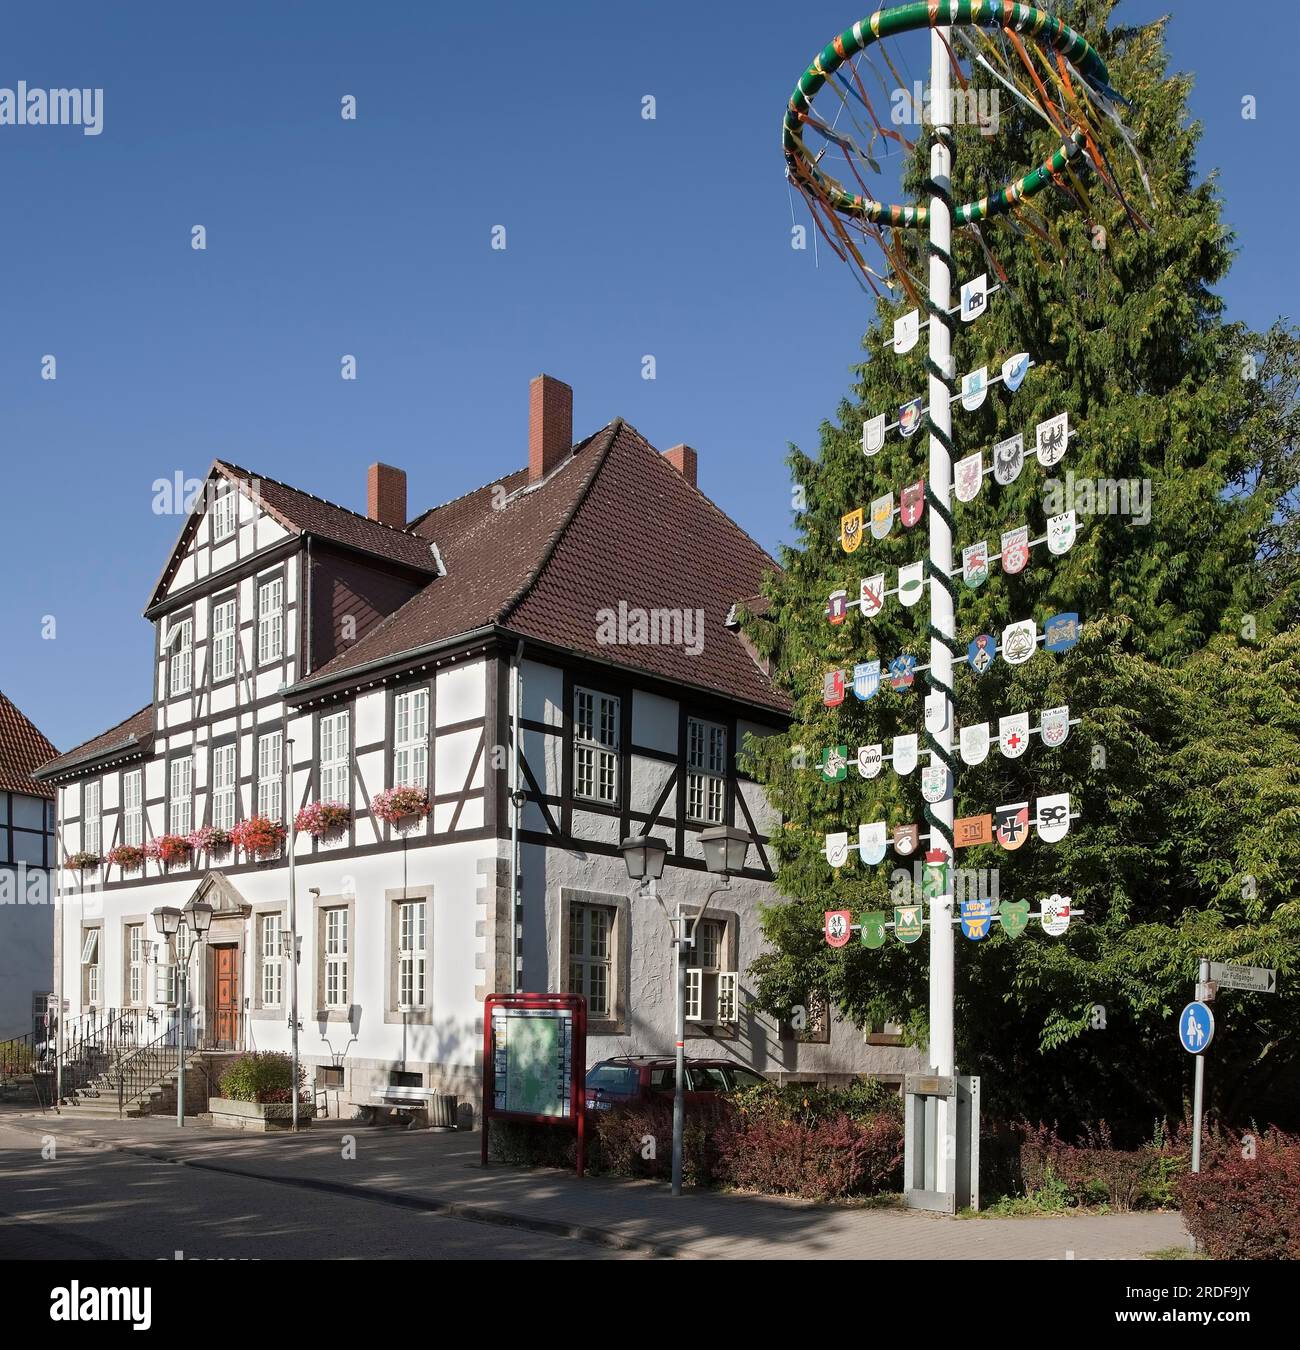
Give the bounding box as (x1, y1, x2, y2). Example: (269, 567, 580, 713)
(495, 420, 623, 625)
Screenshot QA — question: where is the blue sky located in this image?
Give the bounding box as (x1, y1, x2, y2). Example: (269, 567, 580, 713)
(0, 0, 1293, 751)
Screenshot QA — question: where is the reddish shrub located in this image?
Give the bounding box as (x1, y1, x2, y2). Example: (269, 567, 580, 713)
(1177, 1130, 1300, 1260)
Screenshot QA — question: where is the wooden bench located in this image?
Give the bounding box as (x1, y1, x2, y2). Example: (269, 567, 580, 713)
(358, 1086, 438, 1129)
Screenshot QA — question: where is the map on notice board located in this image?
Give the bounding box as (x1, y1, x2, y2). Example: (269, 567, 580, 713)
(493, 1006, 574, 1118)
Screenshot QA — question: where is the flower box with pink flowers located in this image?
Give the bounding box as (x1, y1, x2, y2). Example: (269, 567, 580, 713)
(231, 815, 286, 860)
(371, 786, 431, 827)
(294, 802, 352, 839)
(64, 851, 101, 873)
(187, 825, 233, 858)
(106, 844, 146, 873)
(145, 835, 193, 868)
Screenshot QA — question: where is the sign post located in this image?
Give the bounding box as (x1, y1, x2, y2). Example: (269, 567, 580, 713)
(1180, 962, 1216, 1174)
(1207, 961, 1277, 994)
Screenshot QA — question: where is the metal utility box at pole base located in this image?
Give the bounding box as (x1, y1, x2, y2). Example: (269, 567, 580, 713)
(904, 1073, 980, 1213)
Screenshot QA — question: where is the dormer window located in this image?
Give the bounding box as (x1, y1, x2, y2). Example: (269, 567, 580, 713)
(211, 483, 237, 542)
(167, 616, 193, 696)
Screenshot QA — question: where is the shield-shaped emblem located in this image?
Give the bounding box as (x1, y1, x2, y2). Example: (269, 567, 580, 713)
(870, 492, 894, 539)
(993, 433, 1025, 486)
(1001, 619, 1038, 666)
(960, 722, 990, 765)
(823, 670, 845, 707)
(1036, 412, 1069, 467)
(962, 541, 989, 589)
(893, 904, 924, 943)
(1040, 704, 1070, 747)
(1036, 793, 1072, 843)
(828, 589, 849, 625)
(999, 712, 1031, 759)
(960, 272, 988, 322)
(999, 899, 1030, 939)
(960, 366, 988, 411)
(825, 910, 852, 948)
(955, 814, 992, 848)
(841, 507, 865, 554)
(859, 911, 887, 948)
(1044, 612, 1080, 654)
(955, 451, 983, 503)
(863, 414, 886, 456)
(856, 743, 883, 778)
(1047, 510, 1076, 555)
(898, 562, 925, 608)
(889, 654, 917, 691)
(859, 574, 886, 619)
(893, 309, 920, 353)
(891, 734, 918, 775)
(892, 825, 920, 858)
(1001, 351, 1031, 392)
(994, 802, 1031, 851)
(853, 660, 880, 701)
(960, 898, 993, 941)
(1040, 893, 1072, 936)
(900, 480, 925, 528)
(825, 831, 850, 868)
(967, 633, 998, 676)
(899, 397, 924, 438)
(1000, 525, 1030, 575)
(859, 822, 888, 866)
(922, 849, 949, 900)
(921, 765, 950, 804)
(820, 745, 848, 782)
(924, 691, 948, 734)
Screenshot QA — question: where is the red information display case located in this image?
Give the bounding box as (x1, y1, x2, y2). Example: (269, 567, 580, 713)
(481, 992, 588, 1176)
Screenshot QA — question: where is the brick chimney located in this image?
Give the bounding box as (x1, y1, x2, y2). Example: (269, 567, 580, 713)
(529, 374, 573, 483)
(663, 443, 698, 488)
(367, 462, 407, 528)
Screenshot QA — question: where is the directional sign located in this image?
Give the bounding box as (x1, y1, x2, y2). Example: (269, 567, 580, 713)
(1179, 1001, 1214, 1055)
(1207, 962, 1277, 994)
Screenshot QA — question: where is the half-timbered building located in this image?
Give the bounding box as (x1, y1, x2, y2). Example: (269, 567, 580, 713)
(36, 375, 918, 1117)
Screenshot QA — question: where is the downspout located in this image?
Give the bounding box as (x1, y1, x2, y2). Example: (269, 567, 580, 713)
(509, 640, 524, 994)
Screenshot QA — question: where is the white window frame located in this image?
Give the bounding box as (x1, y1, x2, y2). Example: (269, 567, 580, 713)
(567, 902, 612, 1018)
(126, 924, 145, 1007)
(392, 689, 429, 790)
(686, 918, 734, 1026)
(81, 928, 100, 1006)
(257, 731, 283, 821)
(211, 482, 237, 542)
(324, 908, 349, 1009)
(319, 710, 350, 804)
(168, 757, 193, 837)
(211, 744, 236, 832)
(122, 769, 143, 847)
(168, 616, 193, 696)
(257, 576, 284, 666)
(574, 688, 619, 805)
(211, 596, 236, 681)
(686, 717, 727, 825)
(397, 900, 427, 1009)
(83, 780, 101, 856)
(260, 914, 283, 1008)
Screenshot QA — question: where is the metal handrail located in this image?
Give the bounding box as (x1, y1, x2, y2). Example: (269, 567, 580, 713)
(112, 1019, 185, 1116)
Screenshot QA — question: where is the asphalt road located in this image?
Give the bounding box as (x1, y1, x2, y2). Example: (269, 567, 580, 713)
(0, 1122, 640, 1261)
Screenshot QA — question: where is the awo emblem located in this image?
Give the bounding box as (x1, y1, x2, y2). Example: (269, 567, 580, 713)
(856, 743, 883, 778)
(993, 433, 1024, 486)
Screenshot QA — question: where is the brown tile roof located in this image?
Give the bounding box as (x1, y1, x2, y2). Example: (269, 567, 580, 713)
(33, 705, 154, 782)
(0, 693, 59, 799)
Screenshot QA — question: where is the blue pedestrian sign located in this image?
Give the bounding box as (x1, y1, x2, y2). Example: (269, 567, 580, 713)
(1179, 1001, 1214, 1054)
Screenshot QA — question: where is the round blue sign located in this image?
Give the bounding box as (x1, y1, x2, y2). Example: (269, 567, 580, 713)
(1178, 1001, 1214, 1054)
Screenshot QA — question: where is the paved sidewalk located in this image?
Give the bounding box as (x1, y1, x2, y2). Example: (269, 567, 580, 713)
(0, 1110, 1188, 1260)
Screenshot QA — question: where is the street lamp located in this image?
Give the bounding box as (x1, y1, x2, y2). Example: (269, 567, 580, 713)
(153, 900, 213, 1127)
(619, 826, 751, 1197)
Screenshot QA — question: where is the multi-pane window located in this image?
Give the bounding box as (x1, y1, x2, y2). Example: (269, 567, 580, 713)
(257, 576, 283, 666)
(211, 744, 236, 832)
(211, 597, 236, 681)
(686, 918, 737, 1026)
(392, 689, 429, 789)
(686, 718, 727, 824)
(574, 688, 619, 805)
(568, 903, 612, 1018)
(122, 770, 143, 847)
(319, 710, 350, 803)
(211, 483, 236, 541)
(260, 914, 283, 1007)
(324, 908, 349, 1008)
(257, 732, 283, 821)
(397, 901, 427, 1008)
(126, 924, 144, 1006)
(83, 781, 101, 856)
(81, 928, 100, 1006)
(168, 757, 193, 836)
(168, 617, 193, 696)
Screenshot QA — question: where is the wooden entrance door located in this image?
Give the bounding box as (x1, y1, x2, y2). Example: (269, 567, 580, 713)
(212, 946, 240, 1049)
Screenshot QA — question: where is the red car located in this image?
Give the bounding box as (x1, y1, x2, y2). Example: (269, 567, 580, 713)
(584, 1055, 767, 1112)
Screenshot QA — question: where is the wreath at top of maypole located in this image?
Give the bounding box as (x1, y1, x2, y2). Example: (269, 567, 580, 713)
(783, 1, 1148, 292)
